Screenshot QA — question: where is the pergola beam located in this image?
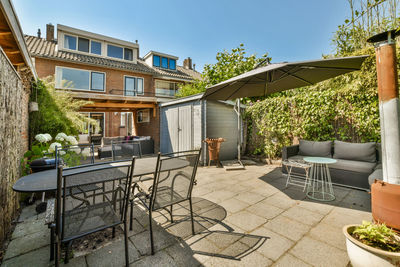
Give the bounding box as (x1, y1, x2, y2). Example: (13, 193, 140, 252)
(83, 102, 156, 109)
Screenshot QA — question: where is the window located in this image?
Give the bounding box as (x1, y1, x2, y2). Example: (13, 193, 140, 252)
(155, 80, 179, 97)
(91, 41, 102, 55)
(120, 112, 126, 127)
(78, 37, 89, 53)
(161, 57, 168, 68)
(56, 67, 105, 91)
(64, 35, 77, 50)
(124, 48, 133, 61)
(137, 109, 150, 123)
(153, 55, 160, 67)
(91, 72, 105, 91)
(107, 44, 123, 59)
(124, 76, 144, 96)
(169, 59, 176, 70)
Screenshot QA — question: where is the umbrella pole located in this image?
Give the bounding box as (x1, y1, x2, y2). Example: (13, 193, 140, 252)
(235, 99, 244, 167)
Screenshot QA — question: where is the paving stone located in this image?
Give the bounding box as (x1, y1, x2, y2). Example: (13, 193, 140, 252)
(11, 219, 47, 240)
(308, 222, 347, 251)
(4, 229, 50, 260)
(281, 206, 324, 226)
(130, 250, 176, 266)
(203, 251, 272, 267)
(202, 190, 237, 203)
(1, 246, 51, 267)
(86, 238, 140, 266)
(17, 203, 45, 222)
(296, 200, 334, 215)
(165, 242, 202, 267)
(129, 228, 178, 256)
(248, 186, 280, 198)
(290, 236, 349, 267)
(234, 192, 266, 205)
(59, 255, 87, 267)
(321, 207, 372, 229)
(246, 201, 284, 220)
(250, 227, 294, 261)
(272, 253, 312, 267)
(219, 198, 250, 214)
(260, 193, 298, 210)
(264, 216, 310, 242)
(225, 211, 267, 232)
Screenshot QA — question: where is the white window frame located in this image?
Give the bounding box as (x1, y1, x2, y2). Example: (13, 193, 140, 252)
(155, 80, 179, 97)
(55, 66, 106, 92)
(137, 109, 150, 123)
(79, 112, 106, 136)
(120, 112, 126, 127)
(123, 75, 144, 96)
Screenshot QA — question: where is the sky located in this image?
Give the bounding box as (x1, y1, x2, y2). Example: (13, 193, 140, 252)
(13, 0, 350, 72)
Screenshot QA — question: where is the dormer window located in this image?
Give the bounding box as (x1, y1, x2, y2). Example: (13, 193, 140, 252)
(91, 41, 101, 55)
(64, 35, 76, 50)
(124, 48, 133, 61)
(169, 58, 176, 70)
(78, 37, 89, 53)
(107, 44, 123, 59)
(153, 55, 160, 67)
(152, 55, 176, 70)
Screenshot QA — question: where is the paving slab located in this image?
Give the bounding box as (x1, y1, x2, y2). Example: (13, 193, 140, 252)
(296, 200, 334, 215)
(165, 242, 202, 267)
(130, 250, 176, 267)
(219, 198, 250, 214)
(203, 251, 272, 267)
(289, 236, 349, 267)
(246, 201, 284, 220)
(225, 211, 267, 232)
(260, 193, 298, 210)
(4, 229, 50, 260)
(11, 218, 47, 240)
(272, 253, 312, 267)
(308, 222, 347, 251)
(1, 246, 51, 267)
(129, 228, 178, 256)
(234, 191, 266, 205)
(264, 216, 310, 242)
(281, 206, 324, 226)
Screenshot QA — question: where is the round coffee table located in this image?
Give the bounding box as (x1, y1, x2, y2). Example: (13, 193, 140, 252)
(303, 157, 337, 201)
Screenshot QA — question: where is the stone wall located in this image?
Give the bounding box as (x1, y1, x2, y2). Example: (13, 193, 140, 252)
(0, 48, 31, 244)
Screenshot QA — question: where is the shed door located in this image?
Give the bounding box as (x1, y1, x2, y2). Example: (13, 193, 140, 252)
(165, 108, 179, 152)
(178, 105, 192, 151)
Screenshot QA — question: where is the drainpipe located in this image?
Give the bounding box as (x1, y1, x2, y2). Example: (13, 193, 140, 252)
(368, 30, 400, 184)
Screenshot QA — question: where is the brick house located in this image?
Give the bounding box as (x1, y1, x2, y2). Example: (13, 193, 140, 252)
(0, 0, 36, 244)
(25, 24, 200, 152)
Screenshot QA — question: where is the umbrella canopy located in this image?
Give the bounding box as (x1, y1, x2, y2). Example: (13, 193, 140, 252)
(203, 55, 369, 100)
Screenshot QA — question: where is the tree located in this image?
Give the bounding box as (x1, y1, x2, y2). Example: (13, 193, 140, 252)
(177, 44, 270, 97)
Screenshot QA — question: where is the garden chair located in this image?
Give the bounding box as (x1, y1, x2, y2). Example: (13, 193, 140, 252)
(130, 149, 201, 255)
(53, 158, 135, 266)
(111, 140, 142, 161)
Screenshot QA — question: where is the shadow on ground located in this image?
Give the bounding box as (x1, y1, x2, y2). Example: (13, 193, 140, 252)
(258, 167, 371, 212)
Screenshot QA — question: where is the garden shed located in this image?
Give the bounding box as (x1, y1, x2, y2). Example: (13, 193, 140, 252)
(160, 93, 244, 165)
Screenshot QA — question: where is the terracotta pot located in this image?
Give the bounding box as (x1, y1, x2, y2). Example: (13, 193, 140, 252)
(343, 225, 400, 267)
(371, 180, 400, 230)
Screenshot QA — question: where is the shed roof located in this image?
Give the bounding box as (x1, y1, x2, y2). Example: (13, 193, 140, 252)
(159, 93, 246, 108)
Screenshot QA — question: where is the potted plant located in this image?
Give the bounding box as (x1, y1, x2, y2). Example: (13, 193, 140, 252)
(343, 221, 400, 267)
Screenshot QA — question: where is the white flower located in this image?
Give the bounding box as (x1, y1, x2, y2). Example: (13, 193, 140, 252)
(66, 136, 78, 145)
(48, 142, 62, 153)
(55, 133, 68, 141)
(43, 133, 52, 142)
(70, 145, 81, 154)
(59, 151, 66, 156)
(81, 148, 91, 157)
(35, 134, 47, 143)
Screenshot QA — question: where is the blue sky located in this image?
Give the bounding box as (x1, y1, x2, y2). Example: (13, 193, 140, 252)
(13, 0, 350, 72)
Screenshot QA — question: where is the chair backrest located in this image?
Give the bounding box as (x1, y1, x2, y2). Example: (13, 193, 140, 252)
(56, 159, 135, 242)
(150, 149, 201, 211)
(112, 140, 142, 161)
(55, 144, 95, 168)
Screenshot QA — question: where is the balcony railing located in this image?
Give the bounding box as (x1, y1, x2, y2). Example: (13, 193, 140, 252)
(108, 89, 177, 98)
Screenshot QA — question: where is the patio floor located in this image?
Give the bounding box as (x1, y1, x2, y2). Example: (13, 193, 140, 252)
(1, 163, 372, 267)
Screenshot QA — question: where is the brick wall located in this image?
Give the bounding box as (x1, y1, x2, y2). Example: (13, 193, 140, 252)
(0, 49, 31, 244)
(136, 109, 160, 153)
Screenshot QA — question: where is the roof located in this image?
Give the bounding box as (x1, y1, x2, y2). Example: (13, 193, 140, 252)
(143, 50, 178, 60)
(25, 35, 201, 81)
(159, 92, 245, 108)
(0, 0, 37, 79)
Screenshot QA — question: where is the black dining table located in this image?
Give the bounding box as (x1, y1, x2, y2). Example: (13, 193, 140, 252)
(13, 156, 189, 193)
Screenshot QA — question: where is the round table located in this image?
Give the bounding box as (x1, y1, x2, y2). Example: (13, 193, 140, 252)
(13, 156, 189, 193)
(303, 157, 337, 202)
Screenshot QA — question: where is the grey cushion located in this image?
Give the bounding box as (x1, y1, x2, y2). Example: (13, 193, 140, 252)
(330, 159, 376, 174)
(368, 168, 383, 185)
(376, 143, 382, 163)
(333, 140, 376, 163)
(298, 140, 332, 157)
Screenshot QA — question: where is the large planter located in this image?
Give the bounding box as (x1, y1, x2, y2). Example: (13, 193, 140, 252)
(343, 225, 400, 267)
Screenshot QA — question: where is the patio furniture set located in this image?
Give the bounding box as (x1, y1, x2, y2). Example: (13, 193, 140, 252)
(13, 144, 201, 266)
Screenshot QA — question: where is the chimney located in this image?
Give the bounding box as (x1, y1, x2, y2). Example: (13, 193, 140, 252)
(193, 63, 196, 71)
(183, 57, 192, 70)
(46, 23, 54, 42)
(37, 28, 41, 38)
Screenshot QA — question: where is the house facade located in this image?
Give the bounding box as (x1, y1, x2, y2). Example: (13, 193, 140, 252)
(25, 24, 200, 151)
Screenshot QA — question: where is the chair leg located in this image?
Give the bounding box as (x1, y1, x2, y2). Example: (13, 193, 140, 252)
(149, 210, 154, 255)
(130, 201, 134, 231)
(64, 241, 72, 264)
(124, 221, 129, 267)
(55, 240, 60, 267)
(112, 227, 116, 238)
(50, 226, 55, 261)
(170, 205, 173, 223)
(189, 198, 195, 235)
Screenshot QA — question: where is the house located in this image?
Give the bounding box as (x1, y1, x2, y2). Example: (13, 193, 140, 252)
(0, 0, 36, 244)
(25, 24, 200, 151)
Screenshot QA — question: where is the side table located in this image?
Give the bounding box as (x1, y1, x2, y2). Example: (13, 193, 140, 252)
(282, 160, 312, 191)
(304, 157, 337, 201)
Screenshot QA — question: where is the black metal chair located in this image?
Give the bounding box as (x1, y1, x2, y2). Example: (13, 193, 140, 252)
(112, 140, 142, 161)
(130, 149, 201, 255)
(54, 159, 135, 266)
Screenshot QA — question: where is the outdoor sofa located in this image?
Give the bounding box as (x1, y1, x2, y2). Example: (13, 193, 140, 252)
(97, 136, 154, 159)
(282, 140, 383, 190)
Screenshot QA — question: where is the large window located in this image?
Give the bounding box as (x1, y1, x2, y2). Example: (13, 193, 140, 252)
(137, 109, 150, 123)
(91, 41, 102, 55)
(153, 55, 160, 67)
(161, 57, 168, 68)
(153, 55, 176, 70)
(155, 80, 179, 97)
(169, 59, 176, 70)
(56, 66, 105, 91)
(64, 35, 77, 50)
(78, 37, 89, 53)
(107, 44, 123, 59)
(124, 48, 133, 61)
(124, 76, 144, 96)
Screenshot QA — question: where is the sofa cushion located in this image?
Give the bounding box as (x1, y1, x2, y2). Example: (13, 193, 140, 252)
(298, 140, 332, 157)
(330, 159, 376, 174)
(369, 168, 383, 185)
(333, 140, 376, 163)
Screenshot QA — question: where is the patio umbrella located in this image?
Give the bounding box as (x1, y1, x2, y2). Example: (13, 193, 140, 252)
(202, 55, 369, 166)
